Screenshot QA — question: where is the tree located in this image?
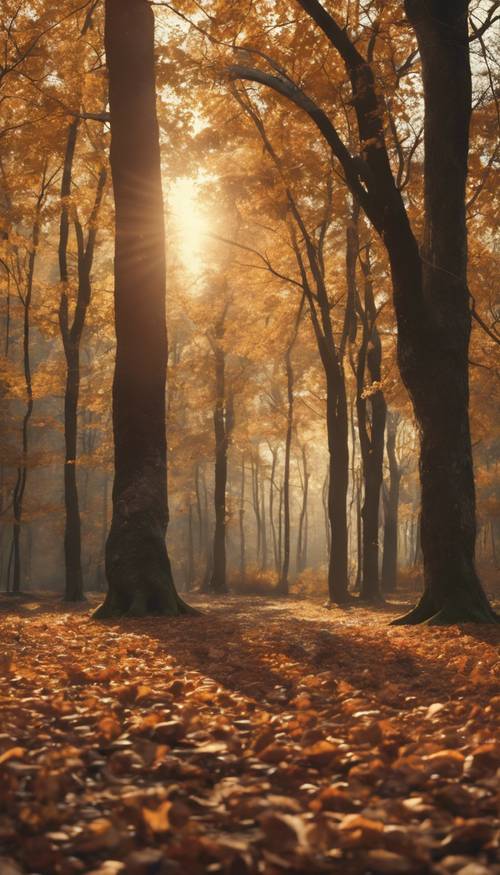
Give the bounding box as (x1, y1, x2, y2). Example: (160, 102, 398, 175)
(94, 0, 191, 618)
(228, 0, 497, 623)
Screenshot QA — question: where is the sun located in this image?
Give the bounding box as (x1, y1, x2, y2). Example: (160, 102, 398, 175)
(168, 176, 210, 276)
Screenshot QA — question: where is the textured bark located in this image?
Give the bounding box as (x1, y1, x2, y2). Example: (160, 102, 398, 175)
(94, 0, 191, 619)
(392, 2, 496, 624)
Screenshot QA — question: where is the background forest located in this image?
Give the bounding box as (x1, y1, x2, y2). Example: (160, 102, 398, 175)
(0, 0, 498, 606)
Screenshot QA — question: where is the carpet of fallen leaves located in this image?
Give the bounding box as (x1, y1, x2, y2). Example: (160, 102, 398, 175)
(0, 593, 499, 875)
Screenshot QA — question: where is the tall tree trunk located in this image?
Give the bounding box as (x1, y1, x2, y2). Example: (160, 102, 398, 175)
(239, 453, 246, 578)
(269, 446, 279, 571)
(325, 368, 350, 603)
(209, 317, 233, 593)
(260, 467, 267, 571)
(95, 0, 191, 618)
(296, 444, 309, 573)
(59, 119, 107, 602)
(381, 411, 401, 594)
(252, 456, 262, 565)
(355, 470, 362, 592)
(355, 246, 386, 602)
(10, 174, 45, 594)
(277, 346, 294, 595)
(322, 466, 330, 558)
(392, 2, 496, 623)
(186, 502, 194, 592)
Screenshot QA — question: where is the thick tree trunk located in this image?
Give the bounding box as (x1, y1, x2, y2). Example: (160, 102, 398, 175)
(392, 2, 496, 624)
(382, 411, 401, 594)
(95, 0, 191, 618)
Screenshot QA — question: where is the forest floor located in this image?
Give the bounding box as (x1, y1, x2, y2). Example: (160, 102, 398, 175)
(0, 593, 499, 875)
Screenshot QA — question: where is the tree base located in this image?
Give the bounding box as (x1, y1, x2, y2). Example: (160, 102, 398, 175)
(92, 590, 200, 620)
(64, 593, 87, 604)
(391, 588, 499, 626)
(324, 593, 356, 609)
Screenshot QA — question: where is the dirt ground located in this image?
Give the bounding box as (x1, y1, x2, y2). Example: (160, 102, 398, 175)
(0, 592, 498, 874)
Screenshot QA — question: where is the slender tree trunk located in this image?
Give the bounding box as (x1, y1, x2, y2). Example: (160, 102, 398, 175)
(260, 468, 267, 571)
(382, 411, 401, 593)
(355, 471, 362, 591)
(296, 445, 309, 573)
(269, 447, 279, 571)
(277, 346, 294, 595)
(278, 484, 283, 573)
(186, 502, 194, 592)
(357, 293, 386, 599)
(239, 453, 246, 578)
(322, 466, 330, 558)
(59, 120, 106, 601)
(195, 463, 203, 561)
(62, 345, 84, 599)
(95, 0, 191, 617)
(209, 327, 232, 593)
(325, 369, 350, 603)
(252, 456, 262, 565)
(10, 178, 44, 594)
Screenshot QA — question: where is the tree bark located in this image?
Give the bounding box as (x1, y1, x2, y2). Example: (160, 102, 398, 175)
(94, 0, 191, 618)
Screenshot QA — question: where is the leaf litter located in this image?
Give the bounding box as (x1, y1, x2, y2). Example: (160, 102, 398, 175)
(0, 593, 498, 875)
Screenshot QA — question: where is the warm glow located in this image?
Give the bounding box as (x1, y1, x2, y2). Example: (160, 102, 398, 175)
(168, 176, 210, 275)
